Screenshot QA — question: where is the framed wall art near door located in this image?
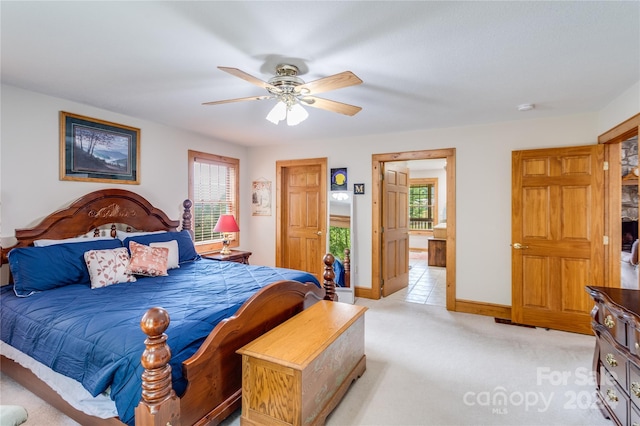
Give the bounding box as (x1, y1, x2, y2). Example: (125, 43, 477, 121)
(60, 111, 140, 184)
(251, 179, 272, 216)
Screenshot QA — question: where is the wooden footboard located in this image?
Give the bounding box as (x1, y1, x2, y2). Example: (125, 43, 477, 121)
(135, 280, 326, 426)
(136, 255, 337, 426)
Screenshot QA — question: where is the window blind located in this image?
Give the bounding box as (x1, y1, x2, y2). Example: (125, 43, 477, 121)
(191, 154, 238, 244)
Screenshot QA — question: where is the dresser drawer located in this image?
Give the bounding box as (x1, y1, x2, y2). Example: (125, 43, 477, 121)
(631, 362, 640, 410)
(600, 303, 628, 347)
(599, 368, 629, 425)
(600, 335, 629, 390)
(632, 402, 640, 426)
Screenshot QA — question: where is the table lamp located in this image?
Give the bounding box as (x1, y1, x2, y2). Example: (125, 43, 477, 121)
(213, 214, 239, 255)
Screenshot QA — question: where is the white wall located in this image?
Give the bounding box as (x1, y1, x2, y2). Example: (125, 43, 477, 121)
(2, 82, 638, 306)
(598, 80, 640, 134)
(247, 114, 602, 306)
(0, 84, 249, 247)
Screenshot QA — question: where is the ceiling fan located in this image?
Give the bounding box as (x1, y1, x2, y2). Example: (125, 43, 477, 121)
(202, 64, 363, 126)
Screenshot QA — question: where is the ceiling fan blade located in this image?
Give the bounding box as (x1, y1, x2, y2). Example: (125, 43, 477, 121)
(296, 71, 362, 95)
(202, 95, 274, 106)
(301, 96, 362, 116)
(218, 66, 278, 91)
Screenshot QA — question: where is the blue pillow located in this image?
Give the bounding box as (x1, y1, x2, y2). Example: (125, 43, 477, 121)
(122, 230, 200, 264)
(8, 239, 124, 297)
(333, 257, 345, 287)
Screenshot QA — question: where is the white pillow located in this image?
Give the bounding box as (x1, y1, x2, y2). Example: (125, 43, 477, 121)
(34, 236, 114, 247)
(150, 240, 179, 269)
(116, 230, 166, 241)
(84, 247, 137, 289)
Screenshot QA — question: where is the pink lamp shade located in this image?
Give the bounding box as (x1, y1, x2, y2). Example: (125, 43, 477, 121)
(213, 214, 240, 233)
(213, 214, 239, 255)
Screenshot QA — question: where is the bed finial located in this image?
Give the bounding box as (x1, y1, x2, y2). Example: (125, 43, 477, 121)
(322, 253, 337, 301)
(135, 307, 181, 424)
(182, 199, 193, 238)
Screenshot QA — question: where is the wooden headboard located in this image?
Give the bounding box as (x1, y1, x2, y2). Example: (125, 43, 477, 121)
(1, 188, 192, 263)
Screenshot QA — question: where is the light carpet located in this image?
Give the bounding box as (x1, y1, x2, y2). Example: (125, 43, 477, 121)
(0, 295, 610, 425)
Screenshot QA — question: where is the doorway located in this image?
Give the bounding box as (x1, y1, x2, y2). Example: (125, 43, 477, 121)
(370, 148, 457, 310)
(599, 113, 640, 289)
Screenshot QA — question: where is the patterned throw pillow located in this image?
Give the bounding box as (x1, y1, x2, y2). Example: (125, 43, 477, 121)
(84, 247, 137, 289)
(150, 240, 179, 269)
(126, 241, 169, 277)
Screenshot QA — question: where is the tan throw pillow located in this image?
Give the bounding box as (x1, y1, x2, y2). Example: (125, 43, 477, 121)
(126, 241, 169, 277)
(150, 240, 179, 270)
(84, 247, 137, 289)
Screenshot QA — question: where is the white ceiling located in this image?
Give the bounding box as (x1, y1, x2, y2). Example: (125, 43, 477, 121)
(2, 1, 638, 147)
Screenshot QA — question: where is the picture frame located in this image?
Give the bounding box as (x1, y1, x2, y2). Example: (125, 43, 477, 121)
(331, 167, 348, 191)
(60, 111, 140, 184)
(251, 180, 272, 216)
(354, 183, 365, 195)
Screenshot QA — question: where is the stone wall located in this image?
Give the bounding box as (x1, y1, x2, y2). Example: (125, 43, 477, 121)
(621, 136, 638, 220)
(621, 136, 638, 251)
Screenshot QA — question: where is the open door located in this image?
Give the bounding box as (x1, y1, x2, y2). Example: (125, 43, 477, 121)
(276, 158, 327, 283)
(512, 145, 605, 334)
(381, 162, 410, 296)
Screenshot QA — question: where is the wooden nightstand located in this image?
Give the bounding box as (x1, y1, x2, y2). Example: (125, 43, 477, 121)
(428, 238, 446, 267)
(202, 250, 252, 264)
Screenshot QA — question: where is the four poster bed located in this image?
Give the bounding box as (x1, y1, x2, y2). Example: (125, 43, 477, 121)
(0, 189, 338, 426)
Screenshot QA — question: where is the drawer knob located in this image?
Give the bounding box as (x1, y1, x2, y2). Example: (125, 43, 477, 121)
(606, 388, 618, 402)
(604, 314, 615, 329)
(632, 382, 640, 398)
(605, 353, 618, 367)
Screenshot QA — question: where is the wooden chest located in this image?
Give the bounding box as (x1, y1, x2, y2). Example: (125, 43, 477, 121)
(237, 301, 367, 426)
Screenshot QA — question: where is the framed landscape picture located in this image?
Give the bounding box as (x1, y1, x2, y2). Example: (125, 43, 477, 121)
(60, 111, 140, 184)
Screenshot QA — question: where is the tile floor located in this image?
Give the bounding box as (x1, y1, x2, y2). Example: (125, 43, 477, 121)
(386, 250, 446, 306)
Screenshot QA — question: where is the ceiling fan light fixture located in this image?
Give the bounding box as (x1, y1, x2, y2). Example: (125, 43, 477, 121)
(266, 101, 287, 124)
(208, 64, 362, 122)
(286, 102, 309, 126)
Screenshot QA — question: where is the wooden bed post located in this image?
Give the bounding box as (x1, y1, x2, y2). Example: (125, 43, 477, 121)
(343, 248, 351, 288)
(181, 199, 193, 239)
(323, 253, 337, 301)
(135, 308, 181, 426)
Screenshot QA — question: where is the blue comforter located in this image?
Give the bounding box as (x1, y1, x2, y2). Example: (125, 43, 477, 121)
(0, 258, 319, 425)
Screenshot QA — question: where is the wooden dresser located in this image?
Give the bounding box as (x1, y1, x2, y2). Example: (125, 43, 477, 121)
(237, 301, 367, 426)
(586, 286, 640, 426)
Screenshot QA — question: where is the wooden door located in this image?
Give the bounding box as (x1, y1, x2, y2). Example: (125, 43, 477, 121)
(276, 159, 327, 282)
(512, 145, 604, 334)
(382, 163, 410, 296)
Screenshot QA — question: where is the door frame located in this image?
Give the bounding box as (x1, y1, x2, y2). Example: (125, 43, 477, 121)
(370, 148, 457, 310)
(599, 113, 640, 288)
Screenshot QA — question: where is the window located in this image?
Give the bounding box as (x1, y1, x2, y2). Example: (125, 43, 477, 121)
(188, 150, 239, 253)
(409, 178, 438, 231)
